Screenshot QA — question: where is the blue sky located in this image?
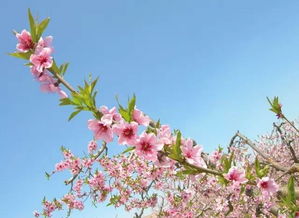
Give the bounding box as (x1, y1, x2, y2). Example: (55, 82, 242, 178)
(1, 0, 299, 217)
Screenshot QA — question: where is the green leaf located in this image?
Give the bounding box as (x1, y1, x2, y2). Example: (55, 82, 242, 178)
(59, 63, 69, 76)
(116, 95, 136, 122)
(287, 176, 296, 206)
(36, 17, 50, 40)
(255, 157, 269, 178)
(49, 59, 60, 74)
(60, 146, 67, 152)
(45, 172, 51, 180)
(259, 165, 269, 178)
(128, 94, 136, 118)
(174, 131, 182, 157)
(122, 147, 135, 154)
(245, 166, 255, 181)
(119, 107, 130, 122)
(9, 52, 31, 60)
(267, 96, 283, 118)
(255, 158, 262, 178)
(107, 195, 120, 206)
(59, 98, 75, 106)
(218, 175, 229, 186)
(28, 9, 37, 42)
(90, 77, 98, 93)
(221, 152, 234, 173)
(59, 77, 101, 121)
(169, 131, 182, 161)
(255, 158, 260, 172)
(68, 110, 81, 121)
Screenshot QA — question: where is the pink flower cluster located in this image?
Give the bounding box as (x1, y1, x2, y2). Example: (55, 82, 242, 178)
(15, 30, 67, 98)
(62, 194, 84, 210)
(88, 106, 206, 166)
(54, 149, 81, 175)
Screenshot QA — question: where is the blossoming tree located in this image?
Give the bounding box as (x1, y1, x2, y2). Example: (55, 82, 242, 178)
(10, 10, 299, 218)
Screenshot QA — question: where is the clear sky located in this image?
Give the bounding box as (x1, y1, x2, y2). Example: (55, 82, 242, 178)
(1, 0, 299, 217)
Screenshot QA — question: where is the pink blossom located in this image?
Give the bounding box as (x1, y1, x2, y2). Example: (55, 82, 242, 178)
(133, 107, 151, 126)
(100, 106, 121, 122)
(31, 67, 51, 80)
(257, 177, 279, 196)
(74, 179, 83, 195)
(57, 89, 68, 99)
(73, 201, 84, 210)
(36, 36, 53, 54)
(224, 166, 248, 184)
(68, 158, 81, 174)
(40, 81, 58, 92)
(210, 150, 222, 163)
(63, 150, 73, 159)
(82, 158, 94, 168)
(31, 66, 68, 99)
(181, 138, 202, 166)
(88, 140, 97, 153)
(55, 161, 68, 172)
(30, 47, 53, 72)
(113, 122, 138, 145)
(89, 171, 105, 190)
(62, 194, 84, 210)
(40, 80, 68, 99)
(16, 29, 34, 52)
(135, 132, 163, 161)
(157, 125, 172, 145)
(88, 119, 113, 142)
(101, 114, 113, 125)
(33, 210, 40, 217)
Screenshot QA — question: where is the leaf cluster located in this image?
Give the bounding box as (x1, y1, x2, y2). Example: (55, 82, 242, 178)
(27, 8, 50, 43)
(280, 176, 298, 216)
(254, 158, 269, 178)
(167, 131, 182, 161)
(60, 78, 101, 120)
(116, 95, 136, 122)
(267, 96, 283, 118)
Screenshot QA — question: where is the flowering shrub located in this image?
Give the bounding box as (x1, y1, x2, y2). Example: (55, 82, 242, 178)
(11, 10, 299, 218)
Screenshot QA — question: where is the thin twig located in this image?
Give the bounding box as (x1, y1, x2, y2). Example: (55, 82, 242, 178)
(283, 115, 299, 134)
(166, 154, 222, 176)
(273, 122, 298, 163)
(65, 142, 107, 185)
(48, 68, 77, 93)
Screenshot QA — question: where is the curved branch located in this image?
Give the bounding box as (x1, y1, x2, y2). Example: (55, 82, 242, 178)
(236, 131, 288, 172)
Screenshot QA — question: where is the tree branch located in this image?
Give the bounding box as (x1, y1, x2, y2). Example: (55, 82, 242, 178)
(273, 122, 298, 163)
(236, 131, 288, 172)
(48, 68, 77, 94)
